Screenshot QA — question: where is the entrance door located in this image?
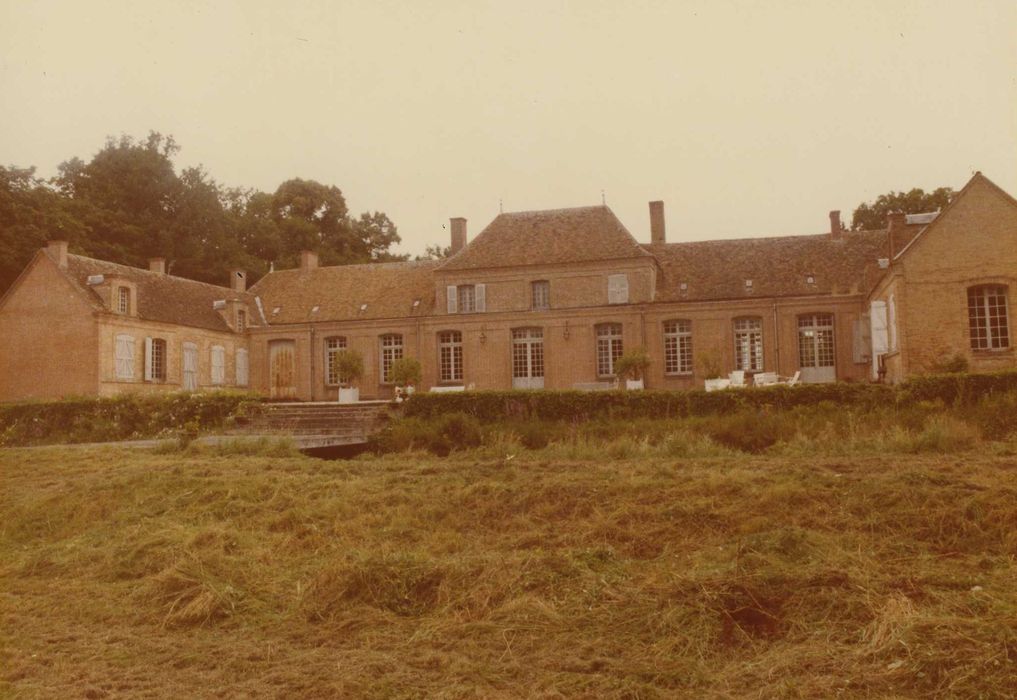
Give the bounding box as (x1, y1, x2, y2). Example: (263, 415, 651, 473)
(269, 340, 297, 399)
(182, 342, 198, 391)
(798, 313, 836, 383)
(512, 328, 545, 389)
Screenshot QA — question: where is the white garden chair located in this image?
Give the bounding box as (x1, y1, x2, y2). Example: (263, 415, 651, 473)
(728, 370, 747, 388)
(754, 371, 779, 387)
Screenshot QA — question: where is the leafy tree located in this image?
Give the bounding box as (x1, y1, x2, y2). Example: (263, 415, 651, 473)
(851, 187, 954, 231)
(417, 243, 451, 260)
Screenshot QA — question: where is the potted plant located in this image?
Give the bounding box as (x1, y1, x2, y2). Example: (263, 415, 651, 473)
(335, 350, 365, 404)
(390, 357, 422, 401)
(700, 349, 728, 392)
(614, 347, 651, 390)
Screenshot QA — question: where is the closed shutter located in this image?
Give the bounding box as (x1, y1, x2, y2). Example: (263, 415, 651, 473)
(870, 301, 888, 379)
(852, 317, 871, 364)
(236, 349, 249, 387)
(115, 334, 135, 380)
(608, 274, 629, 304)
(447, 285, 458, 314)
(211, 346, 225, 385)
(475, 283, 486, 312)
(183, 342, 198, 390)
(144, 337, 154, 381)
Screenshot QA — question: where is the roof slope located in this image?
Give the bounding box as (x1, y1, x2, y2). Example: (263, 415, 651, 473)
(65, 255, 252, 332)
(438, 206, 652, 271)
(647, 229, 899, 302)
(250, 260, 439, 324)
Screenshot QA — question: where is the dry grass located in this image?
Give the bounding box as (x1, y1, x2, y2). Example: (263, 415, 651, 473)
(2, 444, 1017, 698)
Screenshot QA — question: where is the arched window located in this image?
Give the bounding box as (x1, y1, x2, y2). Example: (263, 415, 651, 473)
(663, 320, 693, 375)
(438, 331, 463, 383)
(968, 285, 1010, 350)
(380, 334, 403, 383)
(595, 323, 624, 377)
(733, 317, 763, 371)
(324, 336, 347, 386)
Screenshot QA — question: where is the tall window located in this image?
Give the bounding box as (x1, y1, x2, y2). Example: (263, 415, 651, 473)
(968, 285, 1010, 350)
(324, 336, 347, 385)
(531, 280, 550, 311)
(663, 320, 693, 375)
(798, 313, 835, 368)
(380, 334, 403, 383)
(236, 309, 247, 333)
(438, 331, 463, 383)
(182, 342, 198, 390)
(115, 334, 135, 380)
(734, 317, 763, 371)
(236, 348, 249, 387)
(211, 345, 226, 385)
(596, 323, 624, 377)
(512, 328, 544, 388)
(458, 285, 476, 313)
(117, 287, 130, 314)
(145, 337, 167, 382)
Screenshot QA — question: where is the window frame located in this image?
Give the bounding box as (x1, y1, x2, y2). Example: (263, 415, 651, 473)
(145, 337, 167, 383)
(595, 323, 624, 378)
(379, 333, 404, 384)
(324, 336, 348, 386)
(531, 280, 550, 311)
(968, 284, 1011, 351)
(457, 285, 476, 314)
(236, 348, 249, 387)
(663, 319, 693, 375)
(733, 317, 764, 372)
(437, 330, 464, 384)
(117, 286, 131, 315)
(511, 327, 545, 382)
(797, 313, 836, 369)
(210, 345, 226, 385)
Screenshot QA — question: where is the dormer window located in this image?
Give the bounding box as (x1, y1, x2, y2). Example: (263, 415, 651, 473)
(745, 279, 754, 289)
(447, 284, 486, 314)
(117, 286, 130, 314)
(236, 309, 247, 332)
(805, 274, 816, 285)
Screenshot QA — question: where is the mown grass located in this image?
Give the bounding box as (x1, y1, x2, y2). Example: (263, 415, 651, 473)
(2, 442, 1017, 698)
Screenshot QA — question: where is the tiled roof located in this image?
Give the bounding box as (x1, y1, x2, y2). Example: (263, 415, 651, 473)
(64, 254, 252, 332)
(438, 205, 652, 271)
(646, 229, 901, 302)
(249, 260, 439, 324)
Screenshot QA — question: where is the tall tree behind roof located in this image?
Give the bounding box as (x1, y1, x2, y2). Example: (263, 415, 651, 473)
(851, 187, 955, 231)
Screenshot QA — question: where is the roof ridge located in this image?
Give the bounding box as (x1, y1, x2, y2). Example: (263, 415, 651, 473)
(498, 204, 609, 217)
(67, 253, 243, 295)
(265, 259, 439, 274)
(644, 229, 890, 247)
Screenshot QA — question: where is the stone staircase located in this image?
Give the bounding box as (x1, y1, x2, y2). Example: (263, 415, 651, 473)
(234, 401, 392, 448)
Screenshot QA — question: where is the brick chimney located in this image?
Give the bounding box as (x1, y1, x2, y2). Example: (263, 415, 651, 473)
(230, 269, 247, 293)
(450, 217, 467, 255)
(649, 201, 666, 244)
(149, 257, 166, 275)
(300, 250, 319, 271)
(47, 240, 68, 269)
(886, 212, 906, 259)
(829, 210, 842, 238)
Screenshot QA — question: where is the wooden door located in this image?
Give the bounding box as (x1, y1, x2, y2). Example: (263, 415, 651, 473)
(269, 340, 296, 399)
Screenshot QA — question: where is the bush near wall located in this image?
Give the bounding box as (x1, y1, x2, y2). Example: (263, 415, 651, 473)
(0, 392, 262, 447)
(403, 371, 1017, 423)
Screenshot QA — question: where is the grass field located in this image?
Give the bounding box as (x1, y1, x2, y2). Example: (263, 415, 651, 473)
(2, 442, 1017, 698)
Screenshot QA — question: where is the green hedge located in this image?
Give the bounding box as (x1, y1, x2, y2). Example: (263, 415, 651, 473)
(403, 371, 1017, 423)
(0, 391, 262, 447)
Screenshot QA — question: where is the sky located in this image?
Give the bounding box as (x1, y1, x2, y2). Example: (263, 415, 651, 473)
(2, 0, 1015, 256)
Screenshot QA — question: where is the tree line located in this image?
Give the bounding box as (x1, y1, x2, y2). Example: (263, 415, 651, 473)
(0, 131, 411, 295)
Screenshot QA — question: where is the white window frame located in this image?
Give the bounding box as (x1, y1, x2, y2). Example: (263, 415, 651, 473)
(115, 334, 135, 380)
(236, 348, 249, 387)
(380, 334, 403, 384)
(117, 286, 130, 315)
(448, 284, 486, 314)
(512, 327, 545, 388)
(798, 313, 836, 368)
(144, 337, 167, 382)
(663, 320, 693, 375)
(968, 285, 1011, 351)
(733, 317, 764, 371)
(438, 330, 463, 383)
(324, 336, 348, 386)
(596, 323, 624, 377)
(211, 345, 226, 385)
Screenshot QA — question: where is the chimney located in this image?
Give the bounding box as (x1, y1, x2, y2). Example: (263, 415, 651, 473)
(649, 201, 666, 244)
(149, 257, 166, 275)
(230, 269, 247, 293)
(886, 212, 906, 258)
(450, 217, 467, 255)
(829, 210, 842, 238)
(47, 240, 68, 269)
(300, 250, 319, 271)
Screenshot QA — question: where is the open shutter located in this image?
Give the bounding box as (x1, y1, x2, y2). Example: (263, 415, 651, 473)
(143, 337, 154, 381)
(475, 284, 486, 312)
(869, 301, 888, 379)
(852, 317, 871, 364)
(447, 285, 458, 314)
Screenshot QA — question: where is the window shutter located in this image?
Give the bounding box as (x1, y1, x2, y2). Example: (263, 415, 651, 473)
(115, 334, 135, 380)
(869, 301, 888, 379)
(447, 285, 458, 314)
(236, 349, 248, 387)
(475, 284, 486, 312)
(211, 346, 225, 385)
(851, 318, 871, 364)
(143, 337, 154, 381)
(608, 274, 629, 304)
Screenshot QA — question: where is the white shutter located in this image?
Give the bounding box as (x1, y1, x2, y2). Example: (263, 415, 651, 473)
(447, 285, 458, 314)
(236, 349, 249, 387)
(870, 301, 888, 379)
(608, 274, 629, 304)
(211, 346, 225, 385)
(852, 318, 870, 364)
(183, 342, 198, 390)
(115, 334, 135, 380)
(144, 337, 154, 381)
(475, 283, 486, 312)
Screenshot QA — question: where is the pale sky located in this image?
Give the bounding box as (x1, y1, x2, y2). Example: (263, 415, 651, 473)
(2, 0, 1015, 256)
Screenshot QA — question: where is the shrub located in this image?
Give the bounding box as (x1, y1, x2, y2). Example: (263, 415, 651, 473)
(390, 357, 422, 387)
(961, 391, 1017, 440)
(334, 350, 365, 386)
(929, 353, 970, 374)
(697, 411, 796, 454)
(614, 347, 651, 382)
(517, 421, 552, 450)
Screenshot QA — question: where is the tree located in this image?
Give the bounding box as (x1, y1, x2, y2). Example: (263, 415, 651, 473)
(417, 243, 451, 260)
(851, 187, 954, 231)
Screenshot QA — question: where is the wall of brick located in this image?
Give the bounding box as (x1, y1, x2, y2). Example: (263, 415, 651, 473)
(0, 253, 99, 401)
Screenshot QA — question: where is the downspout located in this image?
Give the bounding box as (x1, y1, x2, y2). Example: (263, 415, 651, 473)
(772, 301, 781, 376)
(309, 326, 316, 401)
